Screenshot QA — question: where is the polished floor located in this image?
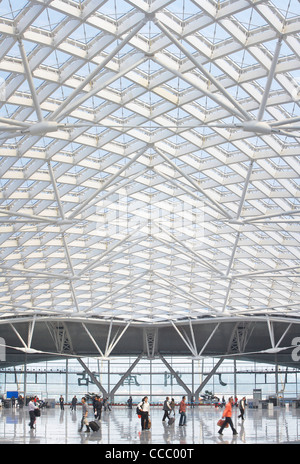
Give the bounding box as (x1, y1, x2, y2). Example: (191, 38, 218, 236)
(0, 403, 299, 444)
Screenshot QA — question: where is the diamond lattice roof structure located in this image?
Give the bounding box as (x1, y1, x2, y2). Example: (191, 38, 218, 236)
(0, 0, 300, 342)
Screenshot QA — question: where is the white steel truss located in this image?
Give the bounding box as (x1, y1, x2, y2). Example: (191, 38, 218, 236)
(0, 0, 300, 324)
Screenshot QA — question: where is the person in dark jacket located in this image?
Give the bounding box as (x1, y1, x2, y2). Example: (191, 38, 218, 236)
(162, 397, 171, 422)
(94, 396, 102, 421)
(59, 395, 64, 410)
(71, 395, 78, 411)
(238, 397, 246, 420)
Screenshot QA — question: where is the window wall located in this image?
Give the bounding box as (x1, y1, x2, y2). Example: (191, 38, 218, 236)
(0, 357, 299, 403)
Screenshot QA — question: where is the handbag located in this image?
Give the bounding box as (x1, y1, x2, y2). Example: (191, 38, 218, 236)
(217, 419, 229, 428)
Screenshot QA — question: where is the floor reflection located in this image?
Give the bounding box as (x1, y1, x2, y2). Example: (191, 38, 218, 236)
(0, 404, 299, 444)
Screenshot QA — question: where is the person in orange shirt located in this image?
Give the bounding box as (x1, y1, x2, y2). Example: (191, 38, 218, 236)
(179, 396, 187, 426)
(218, 397, 238, 436)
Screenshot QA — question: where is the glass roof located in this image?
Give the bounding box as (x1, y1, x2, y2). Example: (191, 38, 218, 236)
(0, 0, 300, 323)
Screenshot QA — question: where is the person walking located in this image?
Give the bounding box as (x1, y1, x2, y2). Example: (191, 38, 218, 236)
(170, 398, 176, 417)
(218, 397, 238, 436)
(71, 395, 78, 411)
(79, 397, 90, 432)
(138, 396, 150, 430)
(94, 396, 102, 421)
(18, 395, 24, 409)
(59, 395, 64, 411)
(92, 395, 97, 414)
(127, 396, 133, 409)
(179, 396, 187, 426)
(162, 396, 171, 422)
(28, 397, 39, 430)
(238, 396, 246, 420)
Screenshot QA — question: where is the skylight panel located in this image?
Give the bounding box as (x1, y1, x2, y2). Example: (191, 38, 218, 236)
(69, 23, 101, 44)
(166, 77, 192, 91)
(108, 77, 133, 91)
(74, 62, 99, 78)
(233, 8, 268, 30)
(97, 0, 133, 19)
(270, 0, 300, 20)
(165, 0, 200, 20)
(227, 50, 259, 69)
(0, 0, 28, 20)
(263, 38, 294, 58)
(31, 8, 67, 31)
(198, 23, 231, 44)
(42, 50, 73, 69)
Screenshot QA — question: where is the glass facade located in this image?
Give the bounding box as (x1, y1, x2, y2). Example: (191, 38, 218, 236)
(0, 357, 299, 404)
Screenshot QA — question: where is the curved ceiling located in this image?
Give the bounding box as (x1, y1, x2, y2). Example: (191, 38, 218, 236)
(0, 0, 300, 325)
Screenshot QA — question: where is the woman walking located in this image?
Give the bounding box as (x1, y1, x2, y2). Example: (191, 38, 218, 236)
(138, 396, 150, 430)
(28, 397, 39, 430)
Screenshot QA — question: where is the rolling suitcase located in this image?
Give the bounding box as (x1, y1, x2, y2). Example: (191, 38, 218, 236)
(89, 420, 100, 432)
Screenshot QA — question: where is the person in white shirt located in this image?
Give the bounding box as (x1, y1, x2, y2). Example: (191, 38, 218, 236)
(138, 396, 150, 430)
(28, 398, 39, 430)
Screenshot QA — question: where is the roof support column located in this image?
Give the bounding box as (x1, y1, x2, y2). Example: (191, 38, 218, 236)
(18, 38, 43, 122)
(76, 356, 108, 398)
(157, 352, 192, 401)
(110, 352, 143, 402)
(257, 36, 283, 121)
(194, 358, 224, 400)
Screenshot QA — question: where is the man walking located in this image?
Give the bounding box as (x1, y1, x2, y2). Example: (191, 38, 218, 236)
(179, 396, 187, 426)
(162, 397, 171, 422)
(79, 397, 90, 432)
(238, 396, 246, 420)
(94, 396, 102, 421)
(59, 395, 64, 411)
(71, 395, 77, 411)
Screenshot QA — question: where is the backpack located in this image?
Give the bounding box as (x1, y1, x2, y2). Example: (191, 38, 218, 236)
(136, 401, 144, 415)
